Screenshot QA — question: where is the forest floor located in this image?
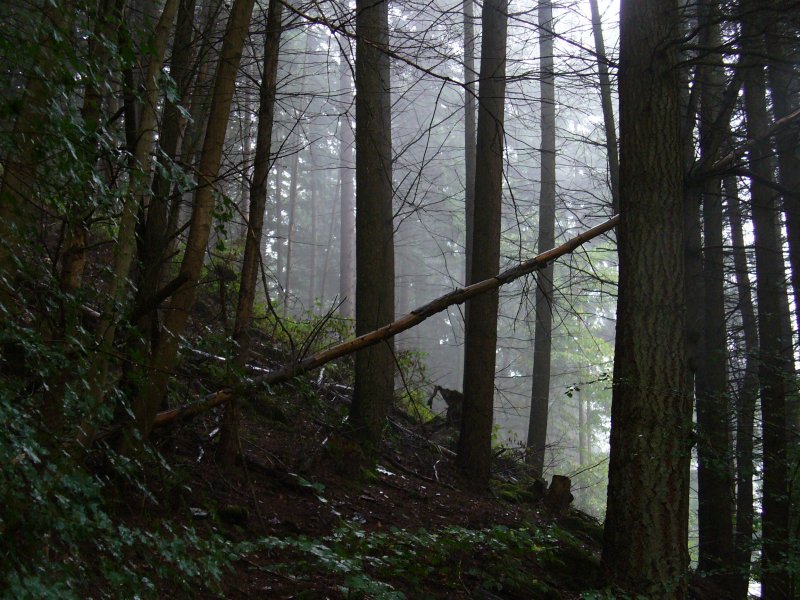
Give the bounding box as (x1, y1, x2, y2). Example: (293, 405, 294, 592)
(131, 357, 607, 599)
(100, 289, 726, 600)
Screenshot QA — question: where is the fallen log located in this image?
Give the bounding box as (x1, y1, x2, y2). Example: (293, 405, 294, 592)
(141, 215, 619, 430)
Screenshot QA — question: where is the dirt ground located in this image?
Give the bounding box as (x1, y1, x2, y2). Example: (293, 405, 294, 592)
(138, 376, 600, 599)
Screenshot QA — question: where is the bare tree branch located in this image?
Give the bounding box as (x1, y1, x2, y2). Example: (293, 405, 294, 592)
(144, 215, 619, 429)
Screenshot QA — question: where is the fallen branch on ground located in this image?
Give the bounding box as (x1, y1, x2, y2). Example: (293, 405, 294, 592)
(129, 215, 619, 432)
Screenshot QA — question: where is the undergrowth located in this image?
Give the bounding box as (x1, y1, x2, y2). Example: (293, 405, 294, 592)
(248, 522, 575, 599)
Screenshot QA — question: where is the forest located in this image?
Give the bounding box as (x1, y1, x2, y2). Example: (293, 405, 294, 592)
(0, 0, 798, 597)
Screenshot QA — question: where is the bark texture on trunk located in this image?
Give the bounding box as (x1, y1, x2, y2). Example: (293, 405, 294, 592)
(338, 52, 356, 319)
(218, 0, 282, 466)
(458, 0, 507, 487)
(741, 4, 791, 596)
(588, 0, 619, 213)
(349, 0, 395, 445)
(463, 0, 476, 288)
(526, 0, 555, 479)
(135, 0, 197, 348)
(132, 0, 256, 441)
(601, 0, 690, 596)
(694, 0, 734, 585)
(726, 179, 759, 600)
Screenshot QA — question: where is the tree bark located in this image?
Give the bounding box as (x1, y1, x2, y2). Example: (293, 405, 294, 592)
(458, 0, 507, 487)
(588, 0, 619, 213)
(283, 141, 300, 314)
(577, 389, 586, 467)
(349, 0, 395, 446)
(85, 0, 179, 421)
(338, 52, 356, 319)
(463, 0, 476, 287)
(725, 178, 759, 600)
(765, 11, 800, 442)
(181, 0, 225, 171)
(134, 0, 197, 348)
(740, 4, 791, 596)
(601, 0, 690, 596)
(130, 0, 256, 443)
(308, 159, 318, 310)
(218, 0, 282, 467)
(694, 0, 734, 585)
(275, 160, 285, 281)
(526, 0, 556, 479)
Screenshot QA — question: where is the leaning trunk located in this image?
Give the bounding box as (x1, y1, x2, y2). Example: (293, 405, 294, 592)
(130, 0, 256, 443)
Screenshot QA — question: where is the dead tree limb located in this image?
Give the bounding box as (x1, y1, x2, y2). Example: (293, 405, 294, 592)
(146, 215, 619, 428)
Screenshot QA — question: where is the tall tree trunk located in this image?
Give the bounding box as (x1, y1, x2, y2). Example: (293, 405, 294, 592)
(765, 12, 800, 448)
(87, 0, 179, 420)
(740, 4, 791, 596)
(525, 0, 556, 479)
(457, 0, 507, 487)
(694, 0, 734, 586)
(578, 389, 586, 467)
(320, 176, 339, 303)
(134, 0, 197, 348)
(308, 161, 318, 310)
(463, 0, 476, 286)
(588, 0, 619, 213)
(217, 0, 281, 466)
(181, 0, 225, 169)
(130, 0, 256, 443)
(338, 53, 356, 319)
(765, 8, 800, 342)
(102, 0, 180, 336)
(726, 177, 759, 600)
(460, 0, 477, 390)
(236, 62, 256, 242)
(601, 0, 689, 597)
(275, 160, 285, 282)
(283, 143, 300, 314)
(348, 0, 395, 445)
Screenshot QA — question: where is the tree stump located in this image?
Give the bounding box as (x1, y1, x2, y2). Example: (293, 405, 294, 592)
(545, 475, 573, 513)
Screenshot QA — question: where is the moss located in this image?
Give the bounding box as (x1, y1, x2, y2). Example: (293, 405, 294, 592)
(539, 534, 602, 591)
(495, 481, 538, 504)
(559, 510, 604, 545)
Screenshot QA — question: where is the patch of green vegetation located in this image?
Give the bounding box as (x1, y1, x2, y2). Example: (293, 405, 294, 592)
(535, 522, 602, 591)
(494, 480, 545, 504)
(252, 522, 593, 598)
(0, 399, 246, 599)
(558, 510, 604, 545)
(581, 590, 650, 600)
